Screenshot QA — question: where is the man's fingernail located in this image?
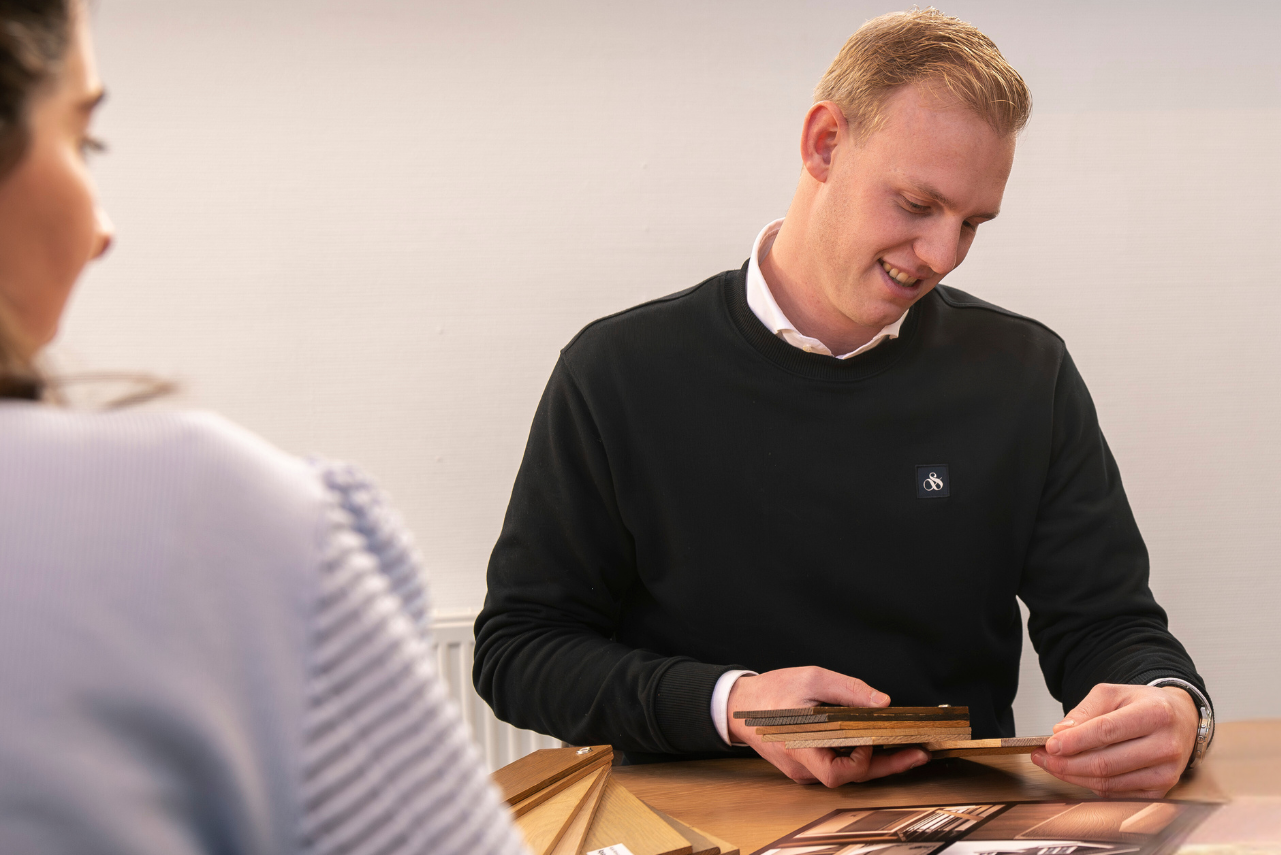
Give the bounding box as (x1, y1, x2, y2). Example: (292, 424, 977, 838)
(1058, 718, 1075, 728)
(870, 692, 888, 705)
(1030, 751, 1044, 767)
(1046, 737, 1061, 755)
(914, 752, 930, 768)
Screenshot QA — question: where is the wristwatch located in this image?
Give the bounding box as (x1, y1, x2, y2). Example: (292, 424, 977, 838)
(1149, 677, 1214, 770)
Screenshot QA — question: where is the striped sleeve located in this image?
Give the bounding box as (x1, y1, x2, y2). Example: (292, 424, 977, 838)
(299, 460, 529, 855)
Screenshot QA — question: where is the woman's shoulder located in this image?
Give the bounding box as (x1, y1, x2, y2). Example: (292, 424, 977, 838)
(0, 403, 330, 558)
(0, 402, 314, 491)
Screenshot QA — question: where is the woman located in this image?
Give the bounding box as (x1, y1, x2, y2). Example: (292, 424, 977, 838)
(0, 3, 528, 853)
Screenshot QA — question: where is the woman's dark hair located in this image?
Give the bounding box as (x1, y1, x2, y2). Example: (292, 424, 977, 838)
(0, 0, 71, 178)
(0, 0, 72, 398)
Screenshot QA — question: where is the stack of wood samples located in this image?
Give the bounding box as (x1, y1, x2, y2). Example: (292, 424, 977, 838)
(492, 745, 739, 855)
(734, 705, 1048, 756)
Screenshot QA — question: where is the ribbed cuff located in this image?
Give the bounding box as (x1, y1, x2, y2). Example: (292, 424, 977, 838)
(654, 660, 739, 754)
(1133, 669, 1214, 714)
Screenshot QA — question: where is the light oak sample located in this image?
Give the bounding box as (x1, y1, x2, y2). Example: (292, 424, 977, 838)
(512, 754, 613, 817)
(583, 777, 693, 855)
(548, 766, 611, 855)
(495, 745, 613, 805)
(754, 719, 969, 735)
(925, 736, 1049, 758)
(780, 729, 971, 748)
(648, 805, 739, 855)
(515, 767, 604, 855)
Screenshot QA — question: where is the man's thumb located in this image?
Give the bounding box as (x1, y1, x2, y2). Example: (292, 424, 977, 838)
(814, 670, 889, 708)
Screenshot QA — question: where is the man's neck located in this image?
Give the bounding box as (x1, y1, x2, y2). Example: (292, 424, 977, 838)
(759, 221, 884, 356)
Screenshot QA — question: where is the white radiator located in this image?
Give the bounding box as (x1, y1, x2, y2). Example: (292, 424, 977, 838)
(431, 613, 562, 772)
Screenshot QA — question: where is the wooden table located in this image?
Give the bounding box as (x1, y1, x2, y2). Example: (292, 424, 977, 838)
(613, 720, 1281, 853)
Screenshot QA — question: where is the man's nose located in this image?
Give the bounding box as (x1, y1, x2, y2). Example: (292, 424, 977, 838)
(92, 205, 114, 260)
(913, 220, 961, 279)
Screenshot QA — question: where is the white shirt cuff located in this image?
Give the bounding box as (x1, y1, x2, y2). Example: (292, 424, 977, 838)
(711, 669, 758, 746)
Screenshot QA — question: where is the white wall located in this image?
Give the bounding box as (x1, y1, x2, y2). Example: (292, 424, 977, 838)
(63, 0, 1280, 735)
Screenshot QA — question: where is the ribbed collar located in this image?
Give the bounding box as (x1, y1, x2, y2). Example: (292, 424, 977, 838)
(723, 261, 923, 382)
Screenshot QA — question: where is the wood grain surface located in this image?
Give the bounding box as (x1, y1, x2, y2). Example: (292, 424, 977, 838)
(512, 754, 613, 817)
(584, 778, 693, 855)
(495, 745, 612, 805)
(516, 767, 604, 855)
(548, 767, 610, 855)
(744, 711, 968, 727)
(775, 728, 972, 747)
(754, 719, 970, 735)
(611, 720, 1279, 854)
(924, 736, 1048, 758)
(648, 805, 740, 855)
(734, 706, 966, 719)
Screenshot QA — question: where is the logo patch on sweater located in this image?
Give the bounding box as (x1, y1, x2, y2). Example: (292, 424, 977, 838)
(917, 464, 950, 498)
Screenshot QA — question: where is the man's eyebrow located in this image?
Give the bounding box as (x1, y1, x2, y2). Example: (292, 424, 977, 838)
(905, 179, 1000, 220)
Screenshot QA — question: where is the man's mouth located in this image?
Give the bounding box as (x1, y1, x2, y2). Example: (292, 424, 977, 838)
(879, 259, 920, 288)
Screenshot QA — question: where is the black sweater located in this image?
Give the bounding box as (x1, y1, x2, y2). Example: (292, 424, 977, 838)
(474, 264, 1208, 761)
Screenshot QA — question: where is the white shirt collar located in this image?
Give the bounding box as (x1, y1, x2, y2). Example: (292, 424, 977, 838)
(745, 219, 905, 360)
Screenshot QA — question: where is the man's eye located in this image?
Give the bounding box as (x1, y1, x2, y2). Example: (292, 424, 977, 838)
(902, 199, 930, 213)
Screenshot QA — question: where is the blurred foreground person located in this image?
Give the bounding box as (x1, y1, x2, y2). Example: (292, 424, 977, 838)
(0, 3, 528, 853)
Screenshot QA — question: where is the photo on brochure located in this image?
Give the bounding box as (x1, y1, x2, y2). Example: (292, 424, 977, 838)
(749, 799, 1219, 855)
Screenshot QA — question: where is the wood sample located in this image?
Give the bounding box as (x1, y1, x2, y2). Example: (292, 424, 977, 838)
(647, 805, 739, 855)
(734, 705, 966, 718)
(754, 719, 969, 735)
(516, 767, 607, 855)
(495, 745, 613, 806)
(748, 707, 963, 728)
(512, 754, 612, 817)
(548, 766, 611, 855)
(779, 729, 972, 748)
(583, 777, 694, 855)
(926, 736, 1049, 758)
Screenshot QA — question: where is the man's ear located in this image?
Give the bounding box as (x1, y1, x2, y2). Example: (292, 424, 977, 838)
(801, 101, 847, 183)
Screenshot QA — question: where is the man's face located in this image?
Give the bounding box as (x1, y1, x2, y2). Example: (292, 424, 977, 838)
(809, 83, 1016, 330)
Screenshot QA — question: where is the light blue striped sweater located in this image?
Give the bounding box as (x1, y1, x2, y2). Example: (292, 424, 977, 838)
(0, 402, 528, 855)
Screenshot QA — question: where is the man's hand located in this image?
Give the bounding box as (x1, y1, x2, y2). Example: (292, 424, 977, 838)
(727, 666, 929, 788)
(1030, 684, 1198, 798)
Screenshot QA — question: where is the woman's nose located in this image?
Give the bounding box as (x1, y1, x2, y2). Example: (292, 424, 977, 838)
(92, 204, 114, 259)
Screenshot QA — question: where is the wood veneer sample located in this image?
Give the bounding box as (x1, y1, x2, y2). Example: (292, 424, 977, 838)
(547, 767, 610, 855)
(734, 705, 966, 718)
(494, 745, 612, 806)
(743, 710, 969, 727)
(779, 729, 971, 748)
(512, 754, 613, 817)
(583, 778, 693, 855)
(516, 767, 605, 855)
(925, 736, 1048, 758)
(647, 805, 740, 855)
(754, 719, 969, 735)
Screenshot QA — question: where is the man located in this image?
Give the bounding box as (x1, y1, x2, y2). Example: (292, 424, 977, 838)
(474, 8, 1212, 798)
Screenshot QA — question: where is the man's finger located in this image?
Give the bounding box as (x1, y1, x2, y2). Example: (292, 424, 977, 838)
(1047, 701, 1173, 757)
(863, 748, 930, 781)
(1034, 734, 1161, 780)
(804, 669, 889, 708)
(1057, 684, 1124, 731)
(1038, 762, 1181, 797)
(798, 745, 873, 788)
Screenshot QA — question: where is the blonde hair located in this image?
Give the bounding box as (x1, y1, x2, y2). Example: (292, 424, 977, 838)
(814, 7, 1031, 141)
